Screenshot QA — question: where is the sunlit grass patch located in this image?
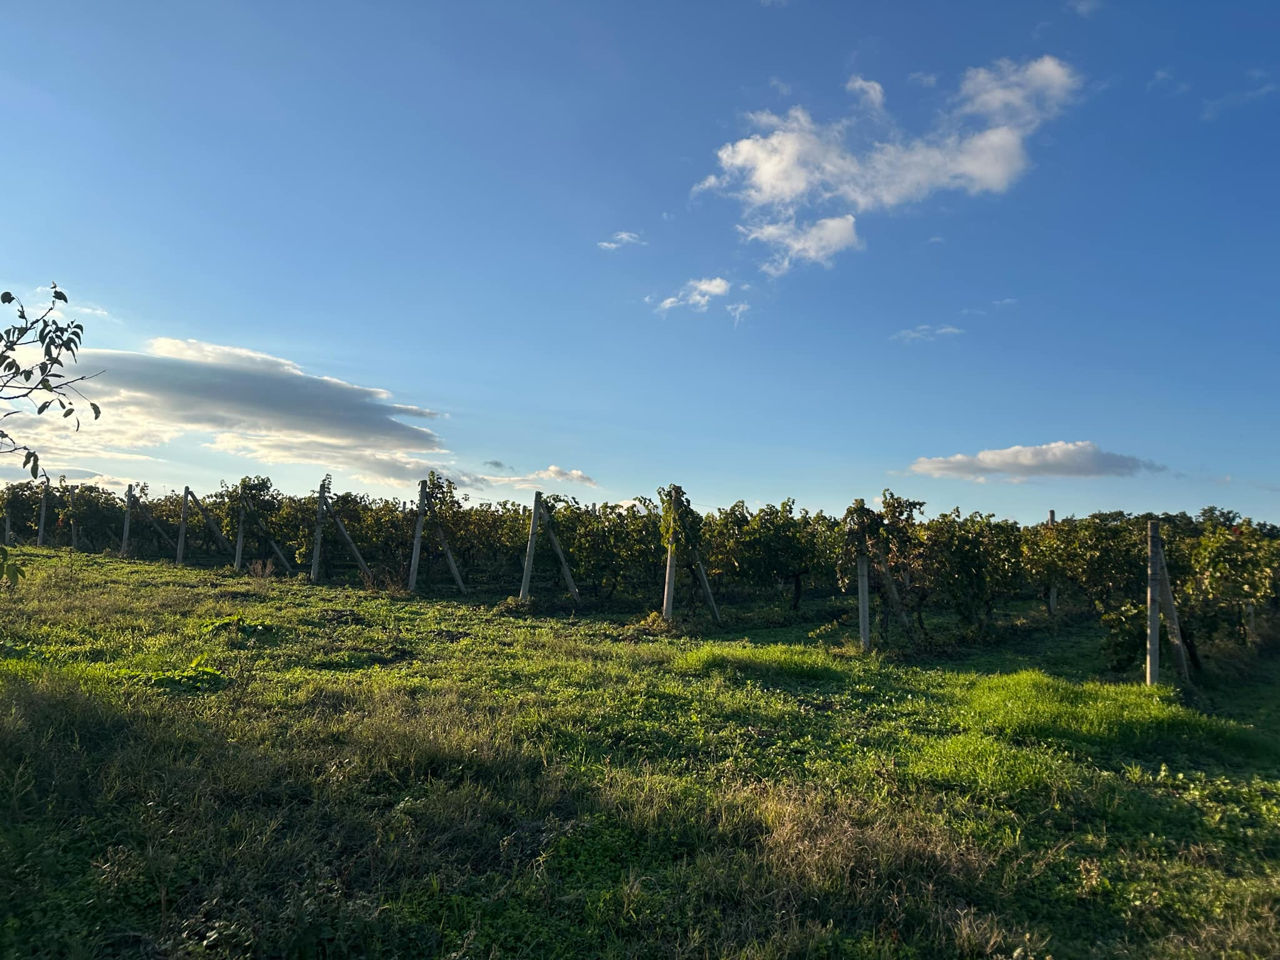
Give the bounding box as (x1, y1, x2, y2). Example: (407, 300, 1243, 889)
(903, 730, 1084, 800)
(958, 670, 1277, 767)
(672, 642, 846, 684)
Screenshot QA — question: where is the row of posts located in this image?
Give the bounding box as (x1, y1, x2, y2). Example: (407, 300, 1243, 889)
(1, 488, 1197, 684)
(3, 480, 68, 550)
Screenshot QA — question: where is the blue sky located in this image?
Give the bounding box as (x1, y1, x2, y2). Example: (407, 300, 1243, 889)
(2, 0, 1276, 522)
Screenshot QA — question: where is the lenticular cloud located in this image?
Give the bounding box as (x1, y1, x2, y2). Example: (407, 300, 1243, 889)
(909, 441, 1166, 481)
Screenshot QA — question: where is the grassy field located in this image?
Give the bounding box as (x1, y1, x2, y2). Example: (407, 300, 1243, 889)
(1, 550, 1278, 959)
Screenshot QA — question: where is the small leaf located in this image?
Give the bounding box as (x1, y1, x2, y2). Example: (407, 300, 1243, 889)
(52, 290, 68, 303)
(0, 292, 12, 304)
(90, 402, 101, 419)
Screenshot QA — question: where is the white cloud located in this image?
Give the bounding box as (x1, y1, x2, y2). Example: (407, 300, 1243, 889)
(657, 276, 732, 312)
(1, 338, 454, 486)
(1066, 0, 1100, 15)
(927, 235, 945, 244)
(740, 214, 859, 276)
(910, 440, 1165, 482)
(769, 76, 791, 96)
(726, 302, 750, 324)
(992, 297, 1017, 307)
(481, 465, 597, 489)
(908, 72, 938, 88)
(891, 324, 963, 343)
(700, 56, 1081, 274)
(845, 75, 885, 111)
(955, 56, 1080, 129)
(597, 230, 646, 250)
(1201, 79, 1277, 120)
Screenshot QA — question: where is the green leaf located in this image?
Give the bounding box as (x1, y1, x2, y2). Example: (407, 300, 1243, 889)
(0, 292, 12, 304)
(52, 290, 68, 303)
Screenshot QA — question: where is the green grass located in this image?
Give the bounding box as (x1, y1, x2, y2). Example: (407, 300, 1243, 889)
(1, 549, 1278, 958)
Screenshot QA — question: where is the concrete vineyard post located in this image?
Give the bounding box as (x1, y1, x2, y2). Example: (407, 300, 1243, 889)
(436, 526, 467, 594)
(188, 493, 232, 555)
(322, 494, 373, 583)
(251, 510, 293, 575)
(140, 499, 176, 552)
(1156, 541, 1192, 684)
(423, 482, 466, 594)
(871, 542, 914, 640)
(1146, 520, 1160, 685)
(693, 557, 721, 625)
(176, 486, 190, 564)
(69, 486, 77, 551)
(519, 492, 541, 602)
(121, 484, 133, 557)
(36, 480, 47, 547)
(238, 497, 291, 574)
(662, 541, 676, 621)
(857, 553, 870, 652)
(233, 488, 246, 572)
(407, 479, 428, 591)
(1047, 509, 1058, 617)
(310, 484, 325, 583)
(538, 500, 580, 604)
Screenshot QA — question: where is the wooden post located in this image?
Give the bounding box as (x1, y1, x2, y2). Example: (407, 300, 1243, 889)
(186, 491, 233, 555)
(1156, 542, 1191, 684)
(1146, 520, 1160, 686)
(36, 480, 47, 547)
(857, 552, 870, 651)
(538, 500, 580, 604)
(519, 491, 541, 601)
(176, 486, 190, 564)
(234, 488, 245, 570)
(240, 500, 291, 575)
(322, 493, 373, 583)
(693, 556, 721, 625)
(310, 485, 325, 583)
(662, 541, 676, 621)
(138, 499, 177, 552)
(1047, 509, 1058, 617)
(407, 479, 428, 591)
(120, 484, 133, 557)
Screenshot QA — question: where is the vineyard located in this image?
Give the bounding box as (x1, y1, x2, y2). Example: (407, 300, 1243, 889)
(3, 475, 1280, 957)
(2, 474, 1276, 673)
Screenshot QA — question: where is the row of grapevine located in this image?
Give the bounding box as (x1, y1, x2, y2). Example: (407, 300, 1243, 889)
(2, 475, 1276, 664)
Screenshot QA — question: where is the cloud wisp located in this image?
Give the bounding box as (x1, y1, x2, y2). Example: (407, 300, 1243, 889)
(1201, 75, 1277, 120)
(657, 277, 732, 312)
(910, 440, 1165, 482)
(696, 55, 1081, 274)
(892, 324, 963, 343)
(597, 231, 646, 251)
(481, 465, 597, 489)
